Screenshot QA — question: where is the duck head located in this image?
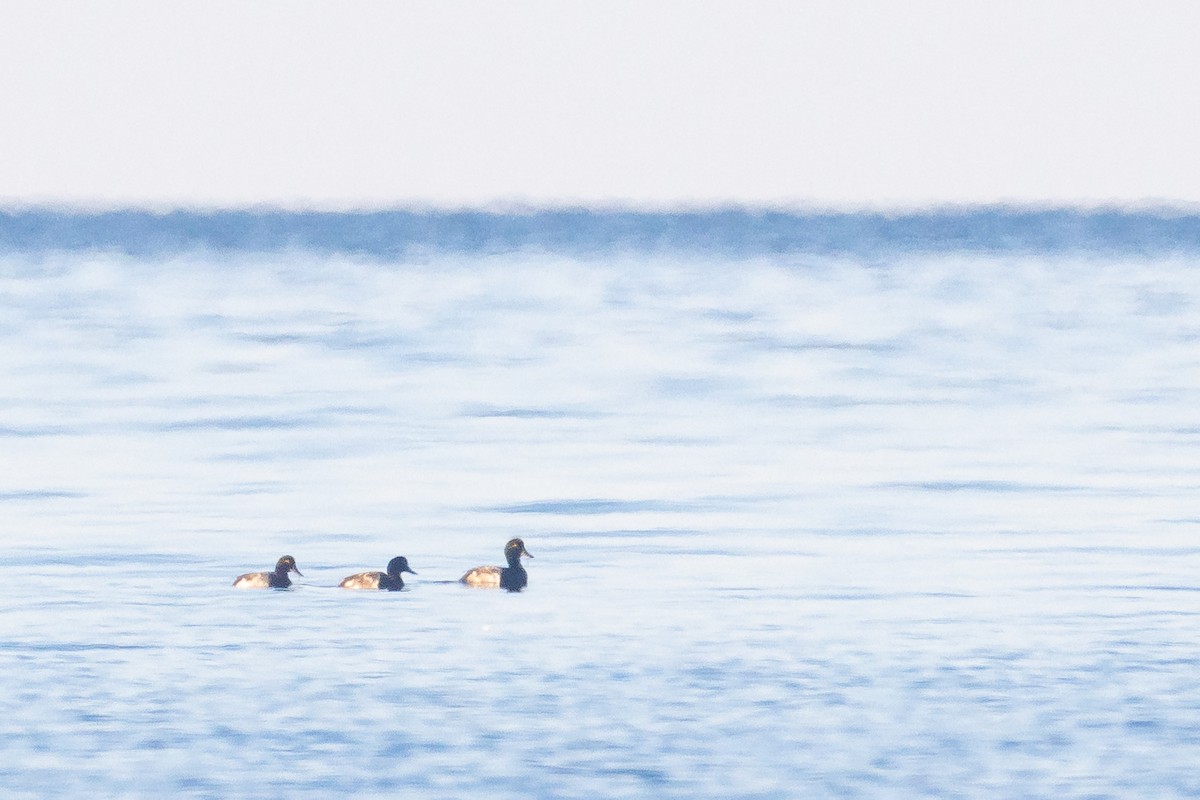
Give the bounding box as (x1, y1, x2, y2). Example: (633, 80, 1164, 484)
(386, 556, 417, 576)
(504, 538, 533, 565)
(275, 555, 303, 577)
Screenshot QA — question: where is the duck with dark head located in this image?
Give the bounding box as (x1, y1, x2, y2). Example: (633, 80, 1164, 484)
(460, 538, 533, 592)
(339, 556, 417, 591)
(233, 555, 302, 589)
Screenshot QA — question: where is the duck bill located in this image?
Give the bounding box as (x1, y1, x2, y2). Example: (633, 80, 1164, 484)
(292, 567, 304, 576)
(404, 567, 417, 575)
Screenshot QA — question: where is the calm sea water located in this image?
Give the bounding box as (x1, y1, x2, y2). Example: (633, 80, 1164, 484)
(2, 214, 1199, 797)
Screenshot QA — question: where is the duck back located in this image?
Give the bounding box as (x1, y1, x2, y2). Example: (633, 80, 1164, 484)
(339, 571, 384, 590)
(460, 565, 502, 587)
(233, 571, 289, 589)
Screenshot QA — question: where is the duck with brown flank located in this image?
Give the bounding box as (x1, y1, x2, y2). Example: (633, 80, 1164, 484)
(233, 555, 303, 589)
(460, 538, 533, 592)
(339, 556, 417, 591)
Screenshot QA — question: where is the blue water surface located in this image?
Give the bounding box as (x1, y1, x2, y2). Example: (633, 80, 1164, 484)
(1, 210, 1198, 798)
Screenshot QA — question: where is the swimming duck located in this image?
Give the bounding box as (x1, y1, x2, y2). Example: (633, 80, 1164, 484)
(460, 538, 533, 591)
(233, 555, 303, 589)
(339, 556, 417, 591)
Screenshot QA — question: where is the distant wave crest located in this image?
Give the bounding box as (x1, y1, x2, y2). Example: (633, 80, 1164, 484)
(3, 206, 1199, 257)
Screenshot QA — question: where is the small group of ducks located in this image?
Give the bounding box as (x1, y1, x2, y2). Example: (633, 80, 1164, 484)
(232, 538, 534, 593)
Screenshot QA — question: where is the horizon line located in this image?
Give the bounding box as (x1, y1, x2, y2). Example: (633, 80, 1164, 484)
(3, 199, 1200, 217)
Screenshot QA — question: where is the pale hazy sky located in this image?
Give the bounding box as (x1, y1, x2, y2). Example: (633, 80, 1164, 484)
(3, 1, 1198, 209)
